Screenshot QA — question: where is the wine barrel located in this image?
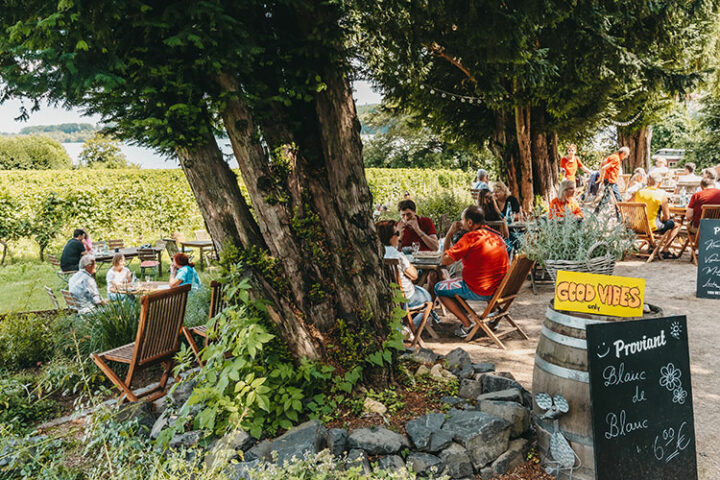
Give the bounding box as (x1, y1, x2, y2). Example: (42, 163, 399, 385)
(532, 301, 663, 480)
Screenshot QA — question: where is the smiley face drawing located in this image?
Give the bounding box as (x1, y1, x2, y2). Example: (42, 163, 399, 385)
(596, 342, 610, 359)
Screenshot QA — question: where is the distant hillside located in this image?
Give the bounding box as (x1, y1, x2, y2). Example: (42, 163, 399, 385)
(3, 123, 99, 143)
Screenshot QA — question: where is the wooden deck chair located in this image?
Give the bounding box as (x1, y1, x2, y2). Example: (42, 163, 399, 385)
(182, 281, 226, 366)
(91, 284, 191, 404)
(108, 239, 124, 250)
(61, 289, 79, 311)
(687, 204, 720, 265)
(453, 254, 534, 348)
(383, 258, 434, 349)
(45, 286, 60, 310)
(617, 202, 670, 263)
(48, 254, 76, 285)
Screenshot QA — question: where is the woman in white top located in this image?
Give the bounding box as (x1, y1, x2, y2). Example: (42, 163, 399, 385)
(624, 167, 646, 200)
(106, 253, 136, 300)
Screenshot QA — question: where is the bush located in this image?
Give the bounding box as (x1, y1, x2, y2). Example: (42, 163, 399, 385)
(79, 133, 136, 169)
(183, 285, 211, 328)
(78, 300, 141, 356)
(0, 135, 72, 170)
(0, 313, 54, 370)
(0, 371, 59, 434)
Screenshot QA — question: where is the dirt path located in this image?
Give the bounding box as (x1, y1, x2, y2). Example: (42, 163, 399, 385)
(424, 259, 719, 479)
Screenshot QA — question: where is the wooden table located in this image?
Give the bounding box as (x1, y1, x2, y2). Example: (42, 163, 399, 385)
(180, 240, 213, 271)
(110, 281, 171, 296)
(94, 246, 164, 272)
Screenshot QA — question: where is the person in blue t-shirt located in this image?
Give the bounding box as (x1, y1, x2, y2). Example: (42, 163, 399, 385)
(169, 253, 201, 290)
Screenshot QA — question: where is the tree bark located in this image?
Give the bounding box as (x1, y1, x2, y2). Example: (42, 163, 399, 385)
(618, 125, 653, 172)
(530, 107, 557, 203)
(514, 105, 535, 212)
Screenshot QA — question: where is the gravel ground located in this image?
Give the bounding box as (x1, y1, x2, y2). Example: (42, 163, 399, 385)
(424, 258, 719, 479)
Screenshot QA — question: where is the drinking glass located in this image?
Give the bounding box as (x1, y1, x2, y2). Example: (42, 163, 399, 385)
(411, 242, 420, 255)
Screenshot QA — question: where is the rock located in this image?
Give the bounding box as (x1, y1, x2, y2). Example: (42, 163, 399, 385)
(346, 448, 371, 474)
(440, 396, 465, 406)
(405, 413, 453, 453)
(415, 365, 431, 376)
(444, 347, 472, 370)
(472, 362, 495, 374)
(495, 372, 516, 380)
(169, 378, 198, 407)
(205, 429, 256, 468)
(458, 379, 482, 400)
(438, 443, 474, 478)
(265, 420, 327, 464)
(327, 428, 348, 457)
(479, 374, 532, 407)
(478, 400, 530, 438)
(413, 348, 441, 363)
(455, 364, 475, 379)
(244, 440, 271, 462)
(406, 452, 445, 476)
(153, 395, 170, 415)
(429, 364, 455, 381)
(475, 388, 523, 404)
(375, 454, 405, 472)
(481, 438, 530, 478)
(114, 401, 156, 435)
(0, 435, 45, 468)
(150, 409, 173, 439)
(227, 459, 261, 480)
(363, 397, 388, 415)
(169, 430, 203, 449)
(441, 409, 511, 469)
(348, 426, 410, 455)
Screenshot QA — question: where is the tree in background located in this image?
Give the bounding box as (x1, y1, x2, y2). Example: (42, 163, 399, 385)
(0, 194, 26, 265)
(29, 193, 65, 262)
(15, 123, 98, 143)
(79, 133, 136, 169)
(0, 135, 71, 169)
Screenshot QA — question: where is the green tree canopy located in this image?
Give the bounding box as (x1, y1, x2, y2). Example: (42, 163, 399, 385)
(79, 133, 135, 169)
(0, 135, 71, 169)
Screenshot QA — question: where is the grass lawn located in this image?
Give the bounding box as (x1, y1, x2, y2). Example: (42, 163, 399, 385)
(0, 254, 216, 313)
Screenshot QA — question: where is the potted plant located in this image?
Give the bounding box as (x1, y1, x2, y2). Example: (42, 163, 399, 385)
(521, 214, 635, 282)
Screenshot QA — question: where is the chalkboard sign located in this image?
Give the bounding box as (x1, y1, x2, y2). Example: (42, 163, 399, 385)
(696, 218, 720, 299)
(587, 316, 697, 480)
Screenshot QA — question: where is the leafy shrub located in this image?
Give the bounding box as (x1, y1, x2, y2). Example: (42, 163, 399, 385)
(521, 213, 635, 264)
(0, 135, 72, 170)
(79, 133, 137, 169)
(0, 371, 59, 434)
(0, 313, 54, 370)
(414, 190, 472, 235)
(78, 300, 141, 355)
(183, 285, 211, 328)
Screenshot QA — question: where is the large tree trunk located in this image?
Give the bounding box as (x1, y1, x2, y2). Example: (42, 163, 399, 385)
(618, 125, 653, 172)
(514, 105, 535, 212)
(530, 107, 557, 203)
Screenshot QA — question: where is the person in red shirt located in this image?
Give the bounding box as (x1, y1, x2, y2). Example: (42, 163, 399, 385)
(594, 146, 630, 217)
(435, 205, 509, 338)
(549, 180, 584, 219)
(560, 144, 591, 183)
(397, 199, 438, 251)
(686, 176, 720, 235)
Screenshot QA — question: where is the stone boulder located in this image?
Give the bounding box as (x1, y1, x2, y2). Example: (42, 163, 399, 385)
(114, 401, 156, 436)
(443, 348, 472, 372)
(480, 438, 530, 479)
(169, 430, 203, 449)
(475, 388, 524, 404)
(441, 409, 511, 469)
(346, 448, 371, 474)
(375, 454, 405, 472)
(227, 459, 261, 480)
(406, 452, 445, 476)
(405, 413, 453, 453)
(168, 378, 198, 407)
(472, 362, 496, 374)
(438, 442, 474, 479)
(327, 428, 348, 457)
(429, 364, 455, 381)
(348, 426, 410, 455)
(478, 400, 530, 438)
(205, 429, 256, 468)
(479, 374, 532, 407)
(264, 420, 327, 464)
(458, 379, 482, 400)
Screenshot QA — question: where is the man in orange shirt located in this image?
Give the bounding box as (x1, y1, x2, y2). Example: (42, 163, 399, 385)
(560, 144, 591, 183)
(594, 146, 630, 217)
(435, 205, 509, 338)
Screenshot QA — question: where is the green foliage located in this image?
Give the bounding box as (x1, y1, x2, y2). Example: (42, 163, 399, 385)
(686, 95, 720, 168)
(29, 192, 66, 261)
(183, 286, 211, 328)
(79, 133, 136, 169)
(0, 193, 27, 264)
(0, 313, 54, 370)
(522, 214, 635, 264)
(74, 300, 141, 356)
(651, 102, 698, 153)
(365, 388, 405, 415)
(15, 123, 99, 143)
(0, 371, 59, 434)
(0, 135, 72, 170)
(409, 373, 459, 400)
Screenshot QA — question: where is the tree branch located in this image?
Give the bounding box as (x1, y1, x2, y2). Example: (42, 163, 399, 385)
(426, 42, 477, 84)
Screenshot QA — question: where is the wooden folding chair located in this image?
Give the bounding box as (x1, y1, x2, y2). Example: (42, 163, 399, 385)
(45, 286, 60, 310)
(48, 254, 76, 286)
(383, 258, 434, 349)
(453, 254, 534, 349)
(687, 204, 720, 265)
(61, 289, 80, 312)
(108, 239, 124, 250)
(182, 281, 226, 366)
(138, 248, 161, 279)
(617, 202, 670, 263)
(91, 284, 191, 404)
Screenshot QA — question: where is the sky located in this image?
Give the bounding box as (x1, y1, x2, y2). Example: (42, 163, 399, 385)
(0, 80, 383, 134)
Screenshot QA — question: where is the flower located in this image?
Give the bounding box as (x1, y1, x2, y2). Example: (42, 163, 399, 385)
(659, 363, 682, 391)
(672, 387, 687, 404)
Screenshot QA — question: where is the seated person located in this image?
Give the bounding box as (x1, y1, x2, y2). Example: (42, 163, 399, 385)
(60, 229, 91, 272)
(170, 253, 201, 290)
(678, 162, 702, 183)
(473, 169, 490, 190)
(632, 173, 678, 258)
(549, 180, 583, 219)
(492, 181, 521, 222)
(377, 220, 438, 330)
(686, 176, 720, 236)
(624, 168, 646, 200)
(68, 255, 108, 313)
(106, 253, 136, 301)
(397, 199, 438, 252)
(435, 206, 509, 338)
(648, 157, 669, 177)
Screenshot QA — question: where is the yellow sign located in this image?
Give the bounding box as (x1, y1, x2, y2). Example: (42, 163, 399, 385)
(554, 270, 645, 318)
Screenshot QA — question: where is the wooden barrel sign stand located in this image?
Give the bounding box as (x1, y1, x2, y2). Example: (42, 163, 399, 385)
(532, 301, 663, 480)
